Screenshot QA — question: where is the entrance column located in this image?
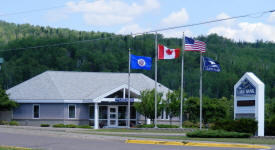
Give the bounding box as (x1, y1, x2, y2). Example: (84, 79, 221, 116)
(94, 102, 99, 129)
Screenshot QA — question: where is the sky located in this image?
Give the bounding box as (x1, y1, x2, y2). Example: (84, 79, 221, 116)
(1, 0, 275, 42)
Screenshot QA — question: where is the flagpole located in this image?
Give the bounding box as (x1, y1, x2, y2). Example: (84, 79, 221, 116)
(127, 36, 131, 128)
(180, 32, 185, 128)
(154, 32, 158, 128)
(199, 51, 203, 130)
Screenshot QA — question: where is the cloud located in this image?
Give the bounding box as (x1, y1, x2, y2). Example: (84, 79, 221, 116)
(66, 0, 160, 26)
(216, 12, 235, 26)
(45, 8, 69, 22)
(268, 12, 275, 23)
(208, 22, 275, 42)
(161, 8, 189, 26)
(117, 24, 149, 35)
(161, 29, 193, 38)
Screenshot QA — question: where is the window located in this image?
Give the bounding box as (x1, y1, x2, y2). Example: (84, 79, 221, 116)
(130, 106, 136, 119)
(99, 106, 107, 119)
(33, 104, 39, 119)
(69, 105, 76, 118)
(89, 105, 94, 119)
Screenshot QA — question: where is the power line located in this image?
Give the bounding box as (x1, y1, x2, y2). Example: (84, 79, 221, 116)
(0, 9, 274, 52)
(0, 5, 66, 17)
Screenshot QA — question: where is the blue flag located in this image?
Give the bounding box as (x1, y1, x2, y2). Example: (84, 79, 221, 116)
(130, 54, 151, 70)
(203, 57, 221, 72)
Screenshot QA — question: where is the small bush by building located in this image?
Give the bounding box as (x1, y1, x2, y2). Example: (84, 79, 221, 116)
(0, 120, 9, 125)
(9, 120, 19, 126)
(136, 124, 179, 128)
(40, 124, 50, 127)
(53, 124, 82, 128)
(53, 124, 66, 128)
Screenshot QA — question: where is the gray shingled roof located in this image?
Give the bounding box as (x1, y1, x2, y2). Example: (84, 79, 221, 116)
(7, 71, 170, 100)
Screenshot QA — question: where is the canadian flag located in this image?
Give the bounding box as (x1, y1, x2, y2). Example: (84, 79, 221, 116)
(158, 44, 180, 59)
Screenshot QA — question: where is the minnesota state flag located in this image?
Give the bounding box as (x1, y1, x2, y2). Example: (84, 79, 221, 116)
(130, 54, 151, 70)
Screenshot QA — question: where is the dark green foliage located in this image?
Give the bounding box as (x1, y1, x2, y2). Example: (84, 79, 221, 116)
(184, 97, 230, 123)
(0, 20, 275, 101)
(40, 124, 50, 127)
(265, 116, 275, 136)
(187, 130, 252, 138)
(0, 87, 18, 111)
(212, 119, 257, 134)
(8, 120, 19, 126)
(136, 124, 179, 128)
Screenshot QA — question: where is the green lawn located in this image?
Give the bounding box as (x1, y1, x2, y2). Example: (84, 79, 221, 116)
(85, 128, 189, 133)
(0, 146, 31, 150)
(78, 131, 275, 145)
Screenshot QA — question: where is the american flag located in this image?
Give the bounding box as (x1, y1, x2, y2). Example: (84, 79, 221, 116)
(185, 37, 206, 53)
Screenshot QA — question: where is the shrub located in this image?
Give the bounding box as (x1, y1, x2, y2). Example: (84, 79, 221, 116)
(9, 121, 19, 126)
(0, 120, 9, 125)
(212, 118, 257, 134)
(53, 124, 66, 128)
(136, 124, 154, 128)
(157, 124, 179, 128)
(136, 124, 178, 128)
(53, 124, 78, 128)
(187, 130, 252, 138)
(265, 116, 275, 136)
(182, 121, 194, 128)
(40, 124, 50, 127)
(77, 125, 92, 129)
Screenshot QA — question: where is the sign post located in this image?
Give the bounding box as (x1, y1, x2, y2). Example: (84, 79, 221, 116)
(234, 72, 265, 136)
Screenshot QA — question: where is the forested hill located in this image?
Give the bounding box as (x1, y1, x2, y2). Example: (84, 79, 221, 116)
(0, 20, 275, 100)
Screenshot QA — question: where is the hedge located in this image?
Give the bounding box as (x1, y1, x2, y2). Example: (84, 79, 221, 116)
(40, 124, 50, 127)
(265, 116, 275, 136)
(212, 118, 257, 134)
(9, 121, 19, 126)
(187, 130, 252, 138)
(53, 124, 91, 128)
(136, 124, 179, 128)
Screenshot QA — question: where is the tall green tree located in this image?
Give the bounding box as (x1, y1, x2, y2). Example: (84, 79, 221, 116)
(184, 97, 229, 123)
(134, 89, 163, 123)
(0, 87, 18, 111)
(165, 89, 186, 125)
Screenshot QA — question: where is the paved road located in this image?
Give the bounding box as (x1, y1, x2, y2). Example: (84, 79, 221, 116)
(0, 126, 271, 150)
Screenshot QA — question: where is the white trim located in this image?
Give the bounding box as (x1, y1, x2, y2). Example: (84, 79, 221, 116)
(32, 104, 40, 119)
(68, 104, 76, 119)
(100, 98, 141, 102)
(94, 84, 140, 102)
(12, 99, 94, 103)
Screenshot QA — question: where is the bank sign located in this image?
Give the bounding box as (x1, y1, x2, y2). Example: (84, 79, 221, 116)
(115, 98, 134, 102)
(236, 78, 256, 96)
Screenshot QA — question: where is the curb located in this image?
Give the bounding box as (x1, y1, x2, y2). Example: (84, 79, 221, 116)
(0, 145, 32, 150)
(125, 139, 271, 149)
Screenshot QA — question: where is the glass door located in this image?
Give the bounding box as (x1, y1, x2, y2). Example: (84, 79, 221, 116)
(108, 106, 118, 127)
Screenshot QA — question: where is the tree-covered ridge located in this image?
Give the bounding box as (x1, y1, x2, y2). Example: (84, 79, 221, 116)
(0, 20, 274, 100)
